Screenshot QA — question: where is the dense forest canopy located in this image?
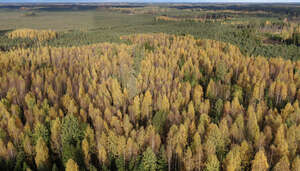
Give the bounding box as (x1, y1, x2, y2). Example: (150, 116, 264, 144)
(0, 33, 300, 170)
(0, 3, 300, 171)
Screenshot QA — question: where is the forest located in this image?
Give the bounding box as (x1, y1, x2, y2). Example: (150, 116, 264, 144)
(0, 3, 300, 171)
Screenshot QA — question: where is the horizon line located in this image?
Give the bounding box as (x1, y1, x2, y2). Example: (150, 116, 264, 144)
(1, 1, 300, 4)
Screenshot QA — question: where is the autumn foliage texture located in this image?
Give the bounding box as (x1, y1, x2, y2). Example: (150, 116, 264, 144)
(6, 29, 57, 41)
(0, 33, 300, 170)
(155, 16, 226, 23)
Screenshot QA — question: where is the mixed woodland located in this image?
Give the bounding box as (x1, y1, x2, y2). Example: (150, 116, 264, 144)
(0, 31, 300, 171)
(1, 4, 300, 60)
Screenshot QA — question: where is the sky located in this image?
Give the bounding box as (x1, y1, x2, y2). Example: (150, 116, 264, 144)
(1, 0, 300, 3)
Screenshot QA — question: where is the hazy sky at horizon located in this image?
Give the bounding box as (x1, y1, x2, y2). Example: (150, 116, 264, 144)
(1, 0, 300, 3)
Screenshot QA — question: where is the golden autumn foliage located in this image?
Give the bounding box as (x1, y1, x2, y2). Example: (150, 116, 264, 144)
(65, 159, 79, 171)
(6, 28, 57, 41)
(0, 33, 300, 170)
(251, 150, 269, 171)
(155, 15, 228, 23)
(35, 138, 49, 169)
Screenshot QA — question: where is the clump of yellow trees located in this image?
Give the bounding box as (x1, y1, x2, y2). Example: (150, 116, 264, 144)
(0, 33, 299, 170)
(6, 28, 57, 41)
(155, 15, 230, 23)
